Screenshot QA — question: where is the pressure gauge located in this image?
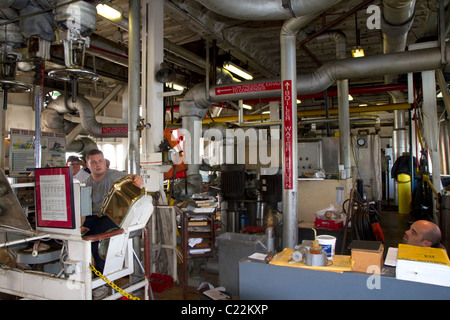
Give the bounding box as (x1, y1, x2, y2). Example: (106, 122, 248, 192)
(357, 137, 366, 147)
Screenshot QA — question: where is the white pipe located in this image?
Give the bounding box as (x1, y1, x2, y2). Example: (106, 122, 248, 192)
(195, 0, 341, 20)
(45, 94, 128, 138)
(0, 233, 51, 248)
(207, 44, 450, 102)
(382, 0, 416, 204)
(128, 0, 140, 175)
(315, 31, 351, 178)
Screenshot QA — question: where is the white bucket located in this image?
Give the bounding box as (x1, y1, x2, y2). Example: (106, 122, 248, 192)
(317, 235, 336, 260)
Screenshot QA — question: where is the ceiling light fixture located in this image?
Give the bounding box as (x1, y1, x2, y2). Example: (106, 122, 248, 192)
(96, 4, 122, 21)
(166, 83, 185, 91)
(223, 61, 253, 80)
(242, 104, 253, 110)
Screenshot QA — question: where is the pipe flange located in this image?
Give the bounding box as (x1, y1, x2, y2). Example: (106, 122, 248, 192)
(48, 68, 99, 82)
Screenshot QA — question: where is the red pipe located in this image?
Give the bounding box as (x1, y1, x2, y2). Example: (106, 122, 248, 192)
(164, 84, 408, 111)
(242, 83, 408, 105)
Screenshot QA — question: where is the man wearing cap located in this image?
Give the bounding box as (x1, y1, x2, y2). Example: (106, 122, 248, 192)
(66, 155, 90, 182)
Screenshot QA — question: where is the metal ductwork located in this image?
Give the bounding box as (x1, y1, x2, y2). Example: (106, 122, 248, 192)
(314, 30, 351, 179)
(173, 82, 212, 200)
(195, 0, 340, 20)
(43, 94, 128, 138)
(207, 44, 449, 102)
(382, 0, 416, 169)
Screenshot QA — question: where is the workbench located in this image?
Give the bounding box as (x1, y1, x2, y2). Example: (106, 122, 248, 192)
(239, 256, 450, 300)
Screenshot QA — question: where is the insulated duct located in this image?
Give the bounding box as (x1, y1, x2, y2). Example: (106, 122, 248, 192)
(382, 0, 416, 167)
(314, 31, 351, 179)
(174, 83, 212, 199)
(43, 94, 128, 138)
(195, 0, 340, 20)
(208, 44, 449, 102)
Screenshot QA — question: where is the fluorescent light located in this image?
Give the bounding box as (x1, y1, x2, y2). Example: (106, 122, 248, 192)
(348, 94, 353, 101)
(242, 104, 252, 110)
(166, 83, 185, 91)
(351, 47, 365, 58)
(96, 4, 122, 21)
(297, 99, 301, 104)
(223, 62, 253, 80)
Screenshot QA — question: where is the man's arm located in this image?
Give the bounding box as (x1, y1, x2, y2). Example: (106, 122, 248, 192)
(128, 174, 144, 188)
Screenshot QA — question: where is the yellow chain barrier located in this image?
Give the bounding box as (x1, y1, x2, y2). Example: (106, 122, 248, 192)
(89, 264, 140, 300)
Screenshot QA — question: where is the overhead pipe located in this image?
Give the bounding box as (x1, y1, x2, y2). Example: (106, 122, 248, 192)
(207, 45, 449, 102)
(241, 83, 408, 105)
(195, 0, 340, 20)
(44, 94, 128, 138)
(200, 103, 411, 124)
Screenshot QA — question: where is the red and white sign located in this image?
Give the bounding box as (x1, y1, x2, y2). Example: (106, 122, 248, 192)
(283, 80, 293, 190)
(215, 81, 281, 96)
(101, 126, 128, 134)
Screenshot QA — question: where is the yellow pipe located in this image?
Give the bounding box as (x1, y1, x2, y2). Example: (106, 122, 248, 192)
(201, 103, 411, 124)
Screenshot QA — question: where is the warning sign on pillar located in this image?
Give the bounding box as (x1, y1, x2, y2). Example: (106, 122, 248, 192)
(283, 80, 293, 189)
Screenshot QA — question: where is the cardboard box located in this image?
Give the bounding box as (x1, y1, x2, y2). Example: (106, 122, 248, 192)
(349, 240, 384, 274)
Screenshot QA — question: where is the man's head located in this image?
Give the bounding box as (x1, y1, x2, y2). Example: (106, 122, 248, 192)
(67, 155, 81, 175)
(85, 149, 108, 179)
(403, 220, 442, 247)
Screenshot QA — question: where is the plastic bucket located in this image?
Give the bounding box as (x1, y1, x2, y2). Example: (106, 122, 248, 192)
(317, 235, 336, 259)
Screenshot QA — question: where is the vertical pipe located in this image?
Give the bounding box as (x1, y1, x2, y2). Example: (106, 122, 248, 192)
(281, 20, 299, 249)
(333, 32, 351, 179)
(34, 63, 45, 168)
(0, 101, 4, 170)
(441, 120, 450, 174)
(338, 79, 351, 178)
(422, 70, 440, 222)
(143, 226, 153, 300)
(128, 0, 141, 175)
(143, 0, 164, 158)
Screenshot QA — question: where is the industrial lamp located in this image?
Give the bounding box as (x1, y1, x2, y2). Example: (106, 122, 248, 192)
(96, 4, 122, 21)
(223, 61, 253, 80)
(351, 46, 365, 58)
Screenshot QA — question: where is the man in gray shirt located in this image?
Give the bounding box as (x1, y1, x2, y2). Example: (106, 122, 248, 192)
(82, 149, 143, 272)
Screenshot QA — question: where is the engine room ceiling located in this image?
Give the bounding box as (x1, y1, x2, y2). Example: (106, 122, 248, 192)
(4, 0, 445, 118)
